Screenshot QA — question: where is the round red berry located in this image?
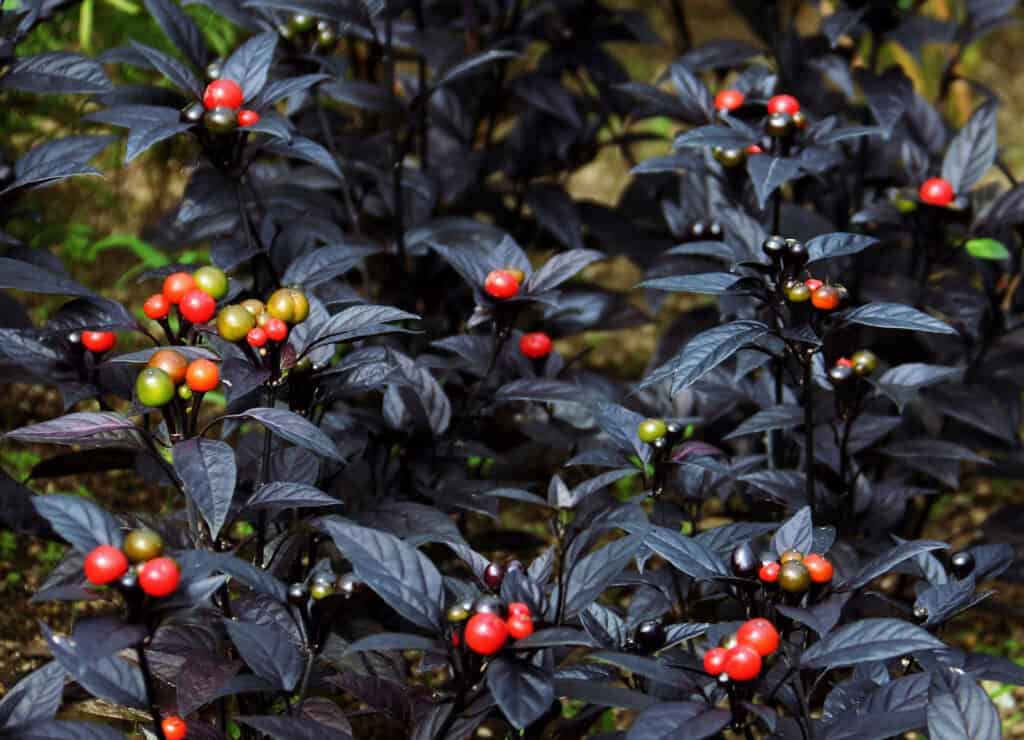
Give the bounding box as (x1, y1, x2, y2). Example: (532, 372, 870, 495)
(138, 557, 180, 597)
(804, 278, 823, 292)
(464, 612, 508, 655)
(247, 327, 267, 347)
(508, 602, 531, 618)
(714, 89, 745, 112)
(203, 79, 243, 110)
(767, 94, 800, 115)
(179, 289, 217, 324)
(163, 272, 195, 305)
(746, 144, 763, 155)
(82, 331, 116, 353)
(484, 269, 520, 299)
(144, 294, 170, 320)
(703, 646, 728, 675)
(836, 357, 853, 368)
(185, 359, 220, 393)
(237, 109, 260, 127)
(84, 545, 128, 585)
(265, 318, 288, 342)
(919, 177, 954, 206)
(724, 644, 762, 681)
(811, 285, 841, 311)
(736, 618, 780, 657)
(162, 716, 187, 740)
(507, 613, 534, 640)
(803, 553, 835, 584)
(759, 561, 780, 583)
(520, 332, 553, 359)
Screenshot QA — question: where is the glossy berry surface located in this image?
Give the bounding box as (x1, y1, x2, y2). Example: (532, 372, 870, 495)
(811, 285, 841, 310)
(634, 619, 666, 653)
(179, 289, 216, 324)
(186, 359, 220, 393)
(508, 602, 530, 618)
(736, 618, 779, 657)
(472, 596, 507, 618)
(193, 266, 228, 299)
(851, 350, 879, 376)
(520, 332, 553, 359)
(703, 647, 728, 675)
(767, 94, 800, 115)
(836, 357, 853, 368)
(759, 561, 780, 583)
(136, 368, 175, 407)
(237, 109, 260, 127)
(82, 331, 116, 353)
(803, 554, 834, 584)
(828, 364, 855, 386)
(778, 561, 811, 593)
(84, 545, 128, 585)
(762, 235, 787, 258)
(336, 572, 362, 596)
(217, 305, 256, 342)
(138, 557, 180, 597)
(779, 549, 803, 563)
(163, 272, 195, 304)
(162, 716, 187, 740)
(483, 561, 504, 590)
(123, 529, 163, 563)
(247, 327, 268, 347)
(766, 112, 794, 137)
(447, 604, 470, 623)
(180, 101, 205, 123)
(919, 177, 954, 206)
(714, 147, 745, 167)
(507, 613, 534, 640)
(464, 613, 508, 655)
(950, 551, 975, 579)
(203, 79, 243, 110)
(484, 269, 520, 299)
(265, 318, 288, 342)
(714, 89, 745, 111)
(143, 293, 170, 320)
(804, 278, 823, 292)
(637, 418, 667, 443)
(724, 644, 762, 681)
(783, 240, 809, 267)
(148, 349, 188, 385)
(204, 106, 237, 134)
(731, 542, 759, 578)
(786, 283, 811, 302)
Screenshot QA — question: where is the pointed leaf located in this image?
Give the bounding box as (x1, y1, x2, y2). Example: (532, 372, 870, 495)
(801, 618, 944, 668)
(173, 438, 236, 539)
(486, 656, 555, 730)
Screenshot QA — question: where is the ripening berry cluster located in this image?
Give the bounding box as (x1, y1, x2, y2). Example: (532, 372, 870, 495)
(179, 77, 260, 134)
(482, 268, 556, 362)
(677, 219, 723, 242)
(710, 93, 807, 167)
(287, 570, 363, 603)
(83, 529, 180, 598)
(278, 11, 338, 47)
(828, 349, 880, 387)
(703, 618, 780, 682)
(449, 599, 535, 655)
(144, 268, 228, 325)
(637, 418, 687, 454)
(137, 348, 220, 408)
(758, 549, 834, 593)
(216, 287, 310, 350)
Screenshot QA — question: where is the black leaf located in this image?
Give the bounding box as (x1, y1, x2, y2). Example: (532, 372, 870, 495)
(144, 0, 209, 69)
(32, 495, 122, 553)
(224, 619, 305, 692)
(941, 102, 998, 194)
(772, 506, 813, 555)
(486, 656, 555, 730)
(801, 618, 944, 668)
(174, 438, 237, 539)
(245, 482, 339, 511)
(231, 408, 343, 462)
(927, 669, 1001, 740)
(221, 31, 277, 102)
(838, 303, 957, 334)
(626, 702, 730, 740)
(0, 52, 112, 94)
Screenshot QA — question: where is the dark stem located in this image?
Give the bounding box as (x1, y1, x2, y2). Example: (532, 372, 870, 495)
(255, 385, 277, 566)
(803, 358, 816, 520)
(136, 643, 168, 740)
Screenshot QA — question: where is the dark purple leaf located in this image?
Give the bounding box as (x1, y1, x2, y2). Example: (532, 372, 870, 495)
(224, 619, 305, 691)
(14, 719, 126, 740)
(0, 52, 112, 94)
(626, 702, 729, 740)
(747, 155, 804, 209)
(0, 661, 65, 728)
(941, 102, 998, 194)
(640, 273, 740, 295)
(806, 233, 879, 264)
(144, 0, 209, 68)
(640, 320, 771, 392)
(772, 505, 813, 556)
(558, 533, 647, 618)
(644, 525, 729, 580)
(176, 550, 288, 601)
(839, 540, 947, 590)
(800, 618, 944, 668)
(129, 40, 202, 97)
(927, 669, 1000, 740)
(245, 482, 339, 511)
(174, 438, 237, 539)
(231, 407, 343, 462)
(237, 716, 352, 740)
(31, 494, 122, 552)
(40, 623, 147, 708)
(435, 49, 517, 88)
(486, 656, 555, 730)
(838, 303, 957, 335)
(221, 31, 277, 102)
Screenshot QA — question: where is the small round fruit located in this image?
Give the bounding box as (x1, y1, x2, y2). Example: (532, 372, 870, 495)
(766, 112, 794, 137)
(792, 110, 808, 129)
(783, 239, 809, 267)
(708, 221, 723, 239)
(265, 318, 288, 342)
(203, 79, 244, 110)
(317, 25, 337, 46)
(288, 12, 314, 31)
(312, 569, 335, 588)
(767, 94, 800, 115)
(82, 331, 116, 353)
(634, 619, 666, 653)
(266, 289, 296, 322)
(703, 646, 728, 675)
(179, 289, 217, 324)
(84, 545, 129, 585)
(762, 235, 787, 259)
(850, 350, 879, 376)
(811, 285, 841, 311)
(217, 305, 256, 342)
(637, 418, 668, 443)
(123, 529, 164, 563)
(247, 327, 268, 347)
(836, 357, 853, 368)
(507, 613, 534, 640)
(778, 561, 811, 593)
(310, 582, 334, 600)
(720, 634, 739, 650)
(136, 368, 175, 407)
(180, 101, 205, 124)
(715, 147, 745, 167)
(484, 269, 520, 299)
(506, 268, 526, 284)
(804, 278, 823, 292)
(162, 716, 187, 740)
(241, 299, 264, 316)
(736, 618, 780, 657)
(287, 289, 310, 322)
(912, 604, 929, 622)
(483, 562, 504, 591)
(714, 89, 745, 112)
(237, 109, 260, 127)
(950, 551, 975, 580)
(508, 601, 530, 618)
(803, 554, 834, 584)
(464, 613, 508, 655)
(336, 572, 362, 596)
(119, 571, 138, 590)
(186, 359, 220, 393)
(193, 266, 228, 299)
(828, 364, 855, 387)
(287, 583, 308, 604)
(779, 549, 804, 563)
(747, 144, 763, 155)
(731, 542, 759, 578)
(919, 177, 954, 206)
(138, 557, 180, 597)
(472, 596, 508, 619)
(205, 59, 223, 81)
(204, 106, 238, 134)
(664, 421, 684, 441)
(520, 332, 553, 359)
(724, 644, 762, 681)
(786, 283, 811, 303)
(229, 520, 254, 541)
(759, 561, 780, 583)
(447, 604, 470, 623)
(163, 272, 195, 304)
(144, 293, 171, 320)
(178, 385, 193, 401)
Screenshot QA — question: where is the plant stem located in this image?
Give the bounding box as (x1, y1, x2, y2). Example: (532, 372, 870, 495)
(803, 358, 816, 520)
(255, 385, 277, 566)
(136, 643, 167, 740)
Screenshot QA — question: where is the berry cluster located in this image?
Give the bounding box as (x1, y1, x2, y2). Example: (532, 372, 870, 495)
(637, 418, 686, 452)
(483, 268, 526, 300)
(287, 570, 363, 603)
(703, 618, 780, 682)
(83, 529, 180, 598)
(180, 78, 260, 134)
(828, 349, 880, 387)
(677, 219, 723, 242)
(711, 93, 807, 167)
(449, 598, 535, 655)
(137, 349, 220, 407)
(216, 287, 309, 348)
(758, 549, 834, 593)
(278, 12, 338, 47)
(144, 268, 228, 325)
(784, 276, 846, 311)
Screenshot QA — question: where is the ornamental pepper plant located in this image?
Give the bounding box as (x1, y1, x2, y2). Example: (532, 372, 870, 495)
(1, 0, 1023, 738)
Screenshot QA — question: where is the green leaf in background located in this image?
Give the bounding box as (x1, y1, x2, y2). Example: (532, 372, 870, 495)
(965, 238, 1010, 260)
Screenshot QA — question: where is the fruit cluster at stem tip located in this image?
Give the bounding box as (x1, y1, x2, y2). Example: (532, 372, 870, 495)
(703, 618, 781, 682)
(83, 529, 180, 598)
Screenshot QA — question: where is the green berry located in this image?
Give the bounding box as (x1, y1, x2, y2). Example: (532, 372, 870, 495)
(850, 350, 879, 376)
(786, 283, 811, 302)
(637, 418, 668, 444)
(136, 368, 175, 407)
(203, 106, 237, 134)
